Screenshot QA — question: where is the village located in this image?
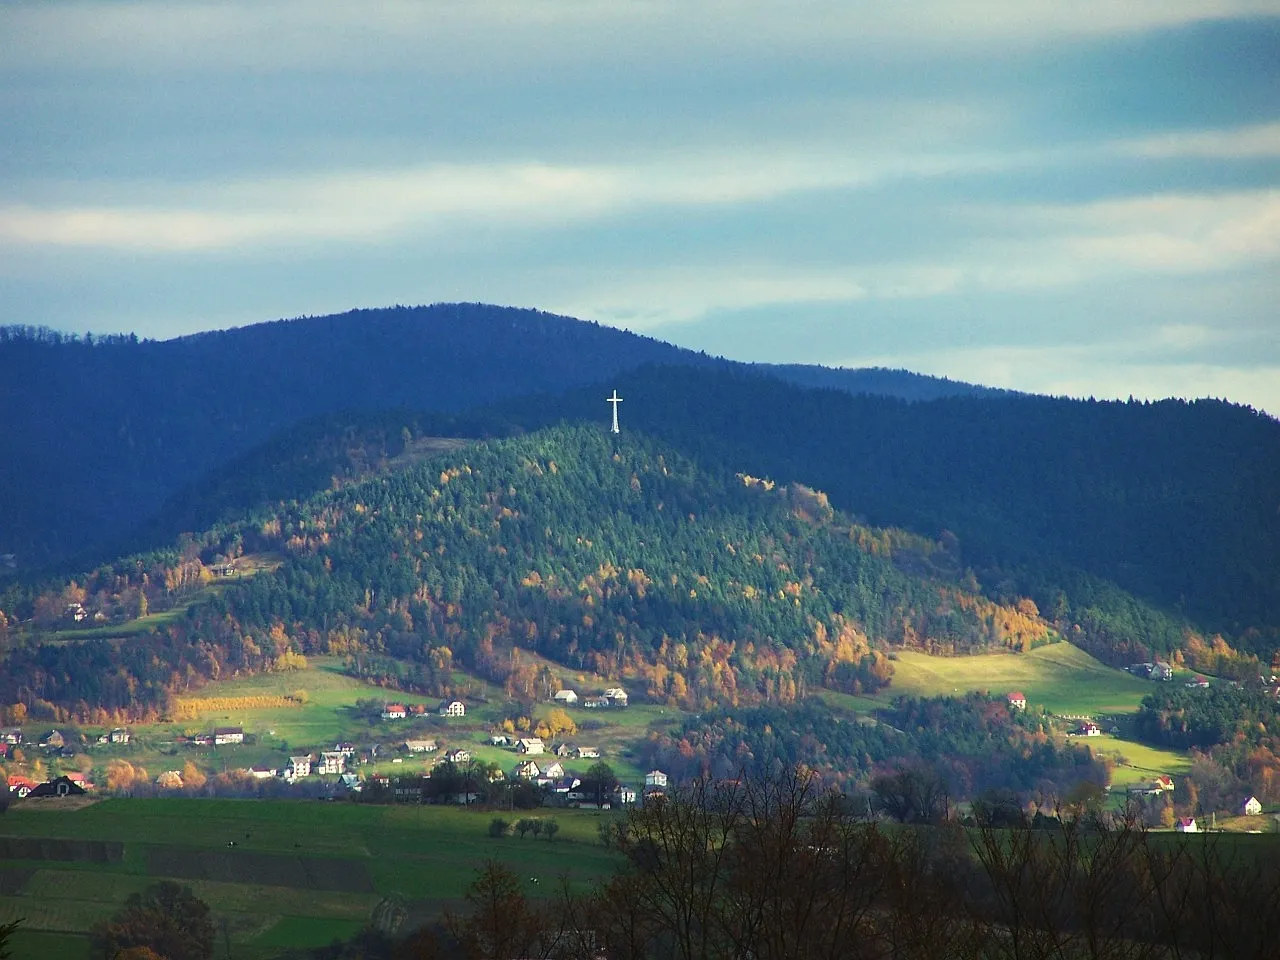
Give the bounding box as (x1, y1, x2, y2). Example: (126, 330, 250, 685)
(1, 683, 666, 809)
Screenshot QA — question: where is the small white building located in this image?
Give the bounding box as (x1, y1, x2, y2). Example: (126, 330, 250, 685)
(645, 769, 669, 790)
(381, 704, 408, 720)
(512, 760, 541, 780)
(1175, 817, 1199, 833)
(213, 727, 244, 745)
(445, 748, 472, 764)
(604, 687, 629, 706)
(287, 755, 312, 779)
(1242, 796, 1263, 817)
(516, 737, 545, 755)
(615, 784, 639, 805)
(405, 739, 438, 754)
(576, 745, 601, 759)
(316, 751, 346, 775)
(109, 727, 131, 744)
(1006, 692, 1026, 710)
(552, 689, 579, 705)
(438, 700, 466, 718)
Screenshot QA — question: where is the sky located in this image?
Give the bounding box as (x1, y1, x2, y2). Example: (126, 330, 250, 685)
(2, 1, 1278, 412)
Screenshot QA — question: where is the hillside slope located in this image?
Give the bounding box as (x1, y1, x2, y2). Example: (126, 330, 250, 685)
(0, 425, 1059, 718)
(0, 306, 997, 567)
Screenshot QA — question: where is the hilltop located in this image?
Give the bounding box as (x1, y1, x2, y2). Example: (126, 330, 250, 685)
(0, 305, 999, 568)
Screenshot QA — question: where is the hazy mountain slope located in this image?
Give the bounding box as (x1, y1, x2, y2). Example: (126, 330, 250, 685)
(757, 362, 1015, 400)
(0, 305, 997, 567)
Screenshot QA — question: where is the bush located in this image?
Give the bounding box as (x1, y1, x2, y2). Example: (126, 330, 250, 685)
(489, 817, 511, 838)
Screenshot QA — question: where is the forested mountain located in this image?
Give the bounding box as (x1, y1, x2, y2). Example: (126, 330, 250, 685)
(483, 365, 1280, 663)
(0, 425, 1059, 720)
(0, 306, 995, 567)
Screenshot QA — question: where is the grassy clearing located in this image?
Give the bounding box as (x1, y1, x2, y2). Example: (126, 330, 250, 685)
(0, 798, 622, 959)
(879, 642, 1156, 716)
(1087, 735, 1192, 786)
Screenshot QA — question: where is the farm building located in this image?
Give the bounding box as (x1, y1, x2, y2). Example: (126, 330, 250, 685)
(516, 737, 545, 755)
(214, 727, 244, 745)
(575, 746, 601, 759)
(405, 739, 439, 754)
(553, 689, 579, 705)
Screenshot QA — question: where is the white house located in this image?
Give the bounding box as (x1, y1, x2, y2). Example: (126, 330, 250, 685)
(248, 766, 276, 780)
(1075, 721, 1101, 737)
(1175, 817, 1199, 833)
(405, 739, 438, 754)
(109, 727, 131, 744)
(603, 687, 629, 706)
(615, 784, 639, 805)
(445, 748, 472, 764)
(214, 727, 244, 745)
(316, 751, 346, 775)
(516, 737, 545, 755)
(287, 755, 312, 779)
(576, 746, 601, 759)
(381, 704, 408, 720)
(512, 760, 541, 780)
(1242, 796, 1263, 817)
(542, 760, 565, 779)
(645, 770, 669, 790)
(438, 700, 466, 718)
(552, 689, 579, 705)
(1006, 692, 1026, 710)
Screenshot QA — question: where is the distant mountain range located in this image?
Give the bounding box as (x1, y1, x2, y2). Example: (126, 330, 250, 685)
(0, 304, 1004, 569)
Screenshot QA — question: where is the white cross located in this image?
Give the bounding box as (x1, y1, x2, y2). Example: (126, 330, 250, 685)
(607, 389, 623, 433)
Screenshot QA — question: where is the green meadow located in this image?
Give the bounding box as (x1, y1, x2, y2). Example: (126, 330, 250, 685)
(0, 798, 622, 959)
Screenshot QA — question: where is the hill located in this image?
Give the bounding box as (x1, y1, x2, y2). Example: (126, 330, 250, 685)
(0, 306, 995, 569)
(0, 424, 1065, 723)
(483, 364, 1280, 662)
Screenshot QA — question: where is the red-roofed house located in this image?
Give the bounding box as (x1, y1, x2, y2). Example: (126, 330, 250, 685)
(1007, 692, 1027, 710)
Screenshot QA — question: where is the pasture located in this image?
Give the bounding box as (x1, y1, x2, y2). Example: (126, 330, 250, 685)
(882, 642, 1157, 716)
(0, 798, 622, 959)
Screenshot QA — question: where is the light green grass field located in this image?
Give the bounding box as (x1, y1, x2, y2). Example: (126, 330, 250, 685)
(0, 798, 622, 959)
(881, 642, 1156, 716)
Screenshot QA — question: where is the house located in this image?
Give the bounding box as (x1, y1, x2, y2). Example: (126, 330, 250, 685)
(576, 746, 601, 759)
(0, 728, 23, 745)
(339, 773, 362, 793)
(549, 775, 581, 796)
(554, 742, 573, 758)
(192, 734, 214, 746)
(40, 730, 65, 750)
(438, 699, 466, 718)
(248, 766, 276, 779)
(155, 770, 184, 789)
(1185, 677, 1211, 689)
(542, 760, 565, 780)
(1152, 662, 1174, 682)
(582, 697, 609, 709)
(287, 755, 312, 778)
(381, 704, 407, 720)
(1006, 692, 1027, 710)
(214, 727, 244, 745)
(488, 734, 512, 747)
(513, 760, 541, 780)
(7, 775, 38, 798)
(552, 689, 579, 705)
(1175, 817, 1199, 833)
(516, 737, 545, 755)
(1153, 776, 1176, 792)
(444, 748, 472, 764)
(28, 776, 87, 798)
(63, 772, 92, 790)
(1075, 721, 1101, 737)
(109, 727, 131, 744)
(316, 751, 346, 775)
(615, 784, 639, 805)
(405, 739, 439, 754)
(334, 742, 357, 756)
(645, 770, 669, 790)
(603, 687, 629, 706)
(1242, 796, 1263, 817)
(64, 602, 87, 622)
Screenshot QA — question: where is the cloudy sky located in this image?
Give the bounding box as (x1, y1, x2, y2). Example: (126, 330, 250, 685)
(2, 2, 1278, 411)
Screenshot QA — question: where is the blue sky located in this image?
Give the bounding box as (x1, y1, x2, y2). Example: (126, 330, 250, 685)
(2, 2, 1278, 411)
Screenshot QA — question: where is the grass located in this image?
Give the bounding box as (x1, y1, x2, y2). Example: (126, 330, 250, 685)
(0, 798, 623, 959)
(879, 642, 1157, 716)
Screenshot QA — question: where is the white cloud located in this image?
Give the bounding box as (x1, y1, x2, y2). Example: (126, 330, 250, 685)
(1120, 123, 1280, 160)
